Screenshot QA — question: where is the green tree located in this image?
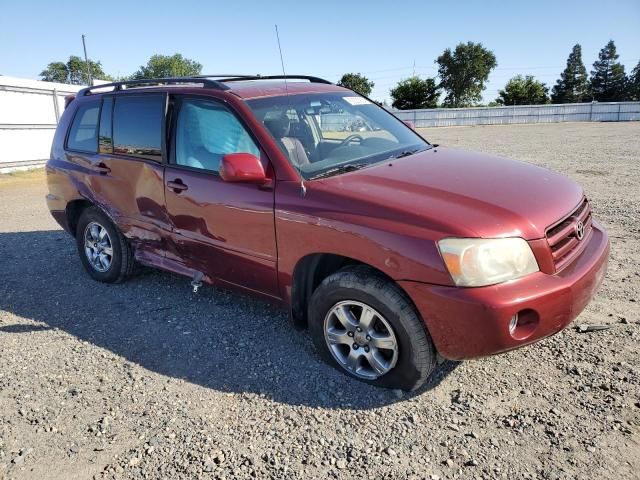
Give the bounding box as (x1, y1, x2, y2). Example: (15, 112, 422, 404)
(629, 60, 640, 101)
(131, 54, 202, 79)
(40, 56, 113, 85)
(551, 44, 590, 103)
(390, 76, 440, 110)
(496, 75, 549, 105)
(436, 42, 497, 107)
(40, 62, 68, 83)
(337, 73, 374, 97)
(590, 40, 628, 102)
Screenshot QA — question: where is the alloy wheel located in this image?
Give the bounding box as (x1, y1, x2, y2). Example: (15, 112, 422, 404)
(83, 221, 113, 273)
(323, 300, 399, 380)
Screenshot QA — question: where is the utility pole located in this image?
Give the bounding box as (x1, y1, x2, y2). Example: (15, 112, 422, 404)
(82, 34, 92, 86)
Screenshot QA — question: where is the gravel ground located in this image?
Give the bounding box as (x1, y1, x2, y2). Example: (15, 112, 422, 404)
(1, 122, 638, 480)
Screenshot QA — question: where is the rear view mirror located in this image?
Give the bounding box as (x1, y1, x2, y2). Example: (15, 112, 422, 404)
(220, 153, 267, 183)
(403, 120, 415, 130)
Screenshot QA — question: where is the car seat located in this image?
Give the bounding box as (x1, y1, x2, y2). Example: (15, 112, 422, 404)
(263, 113, 310, 167)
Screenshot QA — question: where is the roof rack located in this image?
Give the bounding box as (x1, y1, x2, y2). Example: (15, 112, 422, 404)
(191, 74, 259, 79)
(78, 77, 230, 96)
(212, 75, 333, 84)
(77, 75, 334, 97)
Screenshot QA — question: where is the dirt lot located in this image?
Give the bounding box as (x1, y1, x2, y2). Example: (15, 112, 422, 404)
(1, 122, 638, 480)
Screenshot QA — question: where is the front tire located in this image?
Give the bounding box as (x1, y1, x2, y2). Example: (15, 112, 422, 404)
(309, 266, 436, 391)
(75, 206, 134, 283)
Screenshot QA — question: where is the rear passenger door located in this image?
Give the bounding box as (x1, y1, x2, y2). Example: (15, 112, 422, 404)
(84, 93, 173, 259)
(164, 95, 278, 298)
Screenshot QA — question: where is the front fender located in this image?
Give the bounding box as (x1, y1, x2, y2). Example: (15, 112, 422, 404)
(275, 181, 454, 302)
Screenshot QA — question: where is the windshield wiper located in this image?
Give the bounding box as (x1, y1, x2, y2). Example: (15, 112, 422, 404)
(389, 147, 428, 159)
(308, 162, 369, 180)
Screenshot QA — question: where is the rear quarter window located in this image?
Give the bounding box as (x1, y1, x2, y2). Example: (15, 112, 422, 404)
(113, 95, 164, 161)
(67, 101, 100, 153)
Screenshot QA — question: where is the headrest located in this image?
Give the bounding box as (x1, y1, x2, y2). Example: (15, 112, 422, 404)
(264, 113, 290, 138)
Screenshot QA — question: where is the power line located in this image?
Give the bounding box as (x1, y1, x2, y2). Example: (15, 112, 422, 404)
(325, 65, 415, 77)
(323, 58, 639, 80)
(414, 58, 638, 71)
(332, 57, 640, 100)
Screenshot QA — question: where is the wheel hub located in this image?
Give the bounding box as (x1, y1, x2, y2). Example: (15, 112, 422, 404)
(354, 330, 368, 346)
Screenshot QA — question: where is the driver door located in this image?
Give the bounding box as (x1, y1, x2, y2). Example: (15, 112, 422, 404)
(164, 95, 279, 298)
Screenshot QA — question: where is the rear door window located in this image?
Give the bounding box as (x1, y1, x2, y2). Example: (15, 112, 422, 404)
(113, 95, 164, 161)
(67, 101, 100, 153)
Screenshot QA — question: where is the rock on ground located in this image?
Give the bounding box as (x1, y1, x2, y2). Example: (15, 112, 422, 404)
(0, 122, 638, 479)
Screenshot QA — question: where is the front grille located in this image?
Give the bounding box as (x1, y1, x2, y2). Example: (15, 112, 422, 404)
(545, 198, 593, 271)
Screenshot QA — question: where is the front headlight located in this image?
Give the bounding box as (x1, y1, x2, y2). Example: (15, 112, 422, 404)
(438, 237, 539, 287)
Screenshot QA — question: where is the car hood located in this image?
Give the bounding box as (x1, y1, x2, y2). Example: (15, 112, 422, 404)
(316, 147, 584, 240)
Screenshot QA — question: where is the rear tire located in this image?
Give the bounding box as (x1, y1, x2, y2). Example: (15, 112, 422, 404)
(309, 265, 436, 391)
(75, 206, 134, 283)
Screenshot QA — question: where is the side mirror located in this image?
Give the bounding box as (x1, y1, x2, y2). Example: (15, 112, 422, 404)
(402, 120, 415, 130)
(219, 153, 267, 183)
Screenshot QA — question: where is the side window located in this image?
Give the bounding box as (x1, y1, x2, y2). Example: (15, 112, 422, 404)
(67, 101, 100, 153)
(175, 98, 259, 172)
(113, 95, 164, 161)
(98, 97, 114, 154)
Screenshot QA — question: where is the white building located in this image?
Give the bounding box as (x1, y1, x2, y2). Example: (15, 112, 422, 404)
(0, 76, 84, 172)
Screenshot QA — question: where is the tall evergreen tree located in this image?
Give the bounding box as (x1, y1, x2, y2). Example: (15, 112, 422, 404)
(551, 44, 590, 103)
(629, 60, 640, 101)
(590, 40, 628, 102)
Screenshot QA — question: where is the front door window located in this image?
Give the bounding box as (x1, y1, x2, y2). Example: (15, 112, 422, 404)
(175, 98, 259, 172)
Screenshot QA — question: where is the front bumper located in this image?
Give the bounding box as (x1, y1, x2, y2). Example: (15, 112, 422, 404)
(399, 222, 609, 360)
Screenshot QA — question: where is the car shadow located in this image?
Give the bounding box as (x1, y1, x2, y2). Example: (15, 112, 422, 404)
(0, 323, 52, 334)
(0, 230, 460, 409)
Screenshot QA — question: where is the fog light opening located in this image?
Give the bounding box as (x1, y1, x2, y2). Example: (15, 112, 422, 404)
(508, 309, 540, 340)
(509, 314, 518, 335)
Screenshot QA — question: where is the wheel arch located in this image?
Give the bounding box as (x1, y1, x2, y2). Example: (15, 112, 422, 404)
(65, 199, 94, 237)
(290, 253, 421, 330)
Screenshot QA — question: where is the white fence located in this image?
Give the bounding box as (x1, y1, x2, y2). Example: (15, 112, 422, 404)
(392, 101, 640, 128)
(1, 76, 639, 173)
(0, 76, 84, 172)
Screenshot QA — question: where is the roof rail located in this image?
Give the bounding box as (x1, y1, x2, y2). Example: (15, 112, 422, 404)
(191, 74, 259, 79)
(78, 77, 230, 96)
(215, 75, 333, 84)
(76, 75, 334, 97)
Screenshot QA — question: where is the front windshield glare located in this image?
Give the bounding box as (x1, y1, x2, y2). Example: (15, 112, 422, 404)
(246, 92, 429, 179)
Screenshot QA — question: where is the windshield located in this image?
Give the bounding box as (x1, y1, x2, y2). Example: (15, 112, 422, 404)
(246, 92, 430, 179)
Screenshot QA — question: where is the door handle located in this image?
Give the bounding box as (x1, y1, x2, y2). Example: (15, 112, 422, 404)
(94, 162, 111, 175)
(167, 179, 188, 192)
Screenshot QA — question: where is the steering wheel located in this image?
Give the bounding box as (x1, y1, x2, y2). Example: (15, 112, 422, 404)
(338, 134, 363, 147)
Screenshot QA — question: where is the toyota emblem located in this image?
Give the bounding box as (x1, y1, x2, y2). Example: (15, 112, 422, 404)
(575, 220, 585, 241)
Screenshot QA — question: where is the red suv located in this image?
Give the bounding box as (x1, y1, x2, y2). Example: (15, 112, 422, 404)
(46, 75, 609, 390)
